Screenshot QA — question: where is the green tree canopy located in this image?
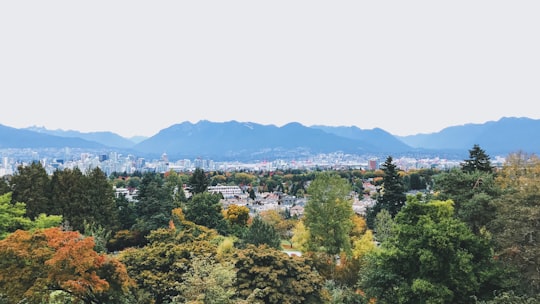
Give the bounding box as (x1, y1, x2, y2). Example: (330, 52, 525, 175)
(82, 167, 118, 232)
(133, 172, 178, 237)
(461, 144, 494, 173)
(432, 168, 500, 234)
(188, 168, 210, 195)
(0, 192, 32, 239)
(0, 192, 62, 240)
(234, 244, 325, 304)
(120, 208, 219, 304)
(0, 177, 10, 196)
(304, 172, 354, 256)
(49, 168, 84, 230)
(366, 156, 406, 228)
(184, 192, 228, 235)
(360, 198, 501, 304)
(243, 215, 282, 249)
(165, 170, 187, 205)
(490, 151, 540, 296)
(171, 254, 237, 304)
(10, 161, 51, 220)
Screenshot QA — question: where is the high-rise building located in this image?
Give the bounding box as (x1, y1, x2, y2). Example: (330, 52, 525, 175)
(368, 159, 378, 170)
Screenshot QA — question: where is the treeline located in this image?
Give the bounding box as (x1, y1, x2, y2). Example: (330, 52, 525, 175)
(0, 145, 539, 303)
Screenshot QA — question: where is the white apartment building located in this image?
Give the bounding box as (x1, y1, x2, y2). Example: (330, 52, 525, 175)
(208, 185, 243, 198)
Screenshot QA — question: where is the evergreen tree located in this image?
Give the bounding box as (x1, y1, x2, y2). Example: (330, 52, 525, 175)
(461, 144, 494, 173)
(133, 172, 178, 236)
(49, 168, 85, 230)
(243, 215, 282, 249)
(10, 162, 51, 219)
(188, 168, 210, 195)
(366, 156, 406, 227)
(248, 187, 256, 200)
(115, 192, 137, 231)
(82, 167, 117, 232)
(0, 177, 10, 196)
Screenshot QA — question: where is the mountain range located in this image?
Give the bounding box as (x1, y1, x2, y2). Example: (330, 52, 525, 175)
(0, 116, 537, 161)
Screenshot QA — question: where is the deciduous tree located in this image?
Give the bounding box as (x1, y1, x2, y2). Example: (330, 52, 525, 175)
(0, 227, 134, 303)
(433, 168, 500, 234)
(491, 151, 540, 296)
(0, 192, 32, 239)
(172, 254, 237, 304)
(304, 172, 354, 256)
(234, 244, 325, 304)
(120, 209, 219, 304)
(0, 192, 62, 240)
(223, 204, 250, 227)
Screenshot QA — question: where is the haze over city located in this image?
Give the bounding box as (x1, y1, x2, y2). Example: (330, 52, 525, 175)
(1, 1, 539, 138)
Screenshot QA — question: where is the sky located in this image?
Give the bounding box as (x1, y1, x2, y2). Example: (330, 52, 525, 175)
(1, 1, 539, 138)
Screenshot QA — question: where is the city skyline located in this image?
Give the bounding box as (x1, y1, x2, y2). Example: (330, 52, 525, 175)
(1, 1, 539, 138)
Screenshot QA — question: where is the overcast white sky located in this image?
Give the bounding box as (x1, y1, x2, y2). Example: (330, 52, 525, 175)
(1, 1, 539, 138)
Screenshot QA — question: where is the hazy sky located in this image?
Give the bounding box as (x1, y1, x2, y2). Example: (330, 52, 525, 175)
(1, 1, 539, 138)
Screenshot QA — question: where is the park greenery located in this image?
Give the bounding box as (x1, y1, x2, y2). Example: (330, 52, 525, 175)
(1, 144, 540, 303)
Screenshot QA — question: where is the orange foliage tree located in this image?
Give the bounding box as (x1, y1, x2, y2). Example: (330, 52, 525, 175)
(0, 227, 134, 303)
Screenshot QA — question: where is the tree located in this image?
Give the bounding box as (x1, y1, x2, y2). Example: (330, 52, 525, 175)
(408, 172, 426, 190)
(433, 168, 500, 234)
(0, 177, 10, 196)
(185, 192, 228, 235)
(258, 209, 297, 248)
(10, 162, 51, 219)
(234, 244, 325, 304)
(248, 188, 256, 200)
(366, 156, 406, 228)
(461, 144, 494, 173)
(243, 215, 282, 249)
(120, 209, 219, 304)
(114, 192, 137, 231)
(0, 192, 32, 239)
(373, 208, 393, 244)
(490, 151, 540, 296)
(0, 192, 62, 240)
(291, 220, 310, 252)
(188, 168, 210, 195)
(133, 172, 178, 237)
(82, 167, 118, 233)
(165, 170, 187, 205)
(359, 198, 502, 303)
(0, 227, 134, 303)
(49, 168, 85, 231)
(223, 204, 250, 227)
(171, 254, 237, 304)
(304, 172, 354, 256)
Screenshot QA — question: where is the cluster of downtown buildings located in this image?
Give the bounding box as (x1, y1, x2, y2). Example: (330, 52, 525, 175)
(0, 147, 484, 178)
